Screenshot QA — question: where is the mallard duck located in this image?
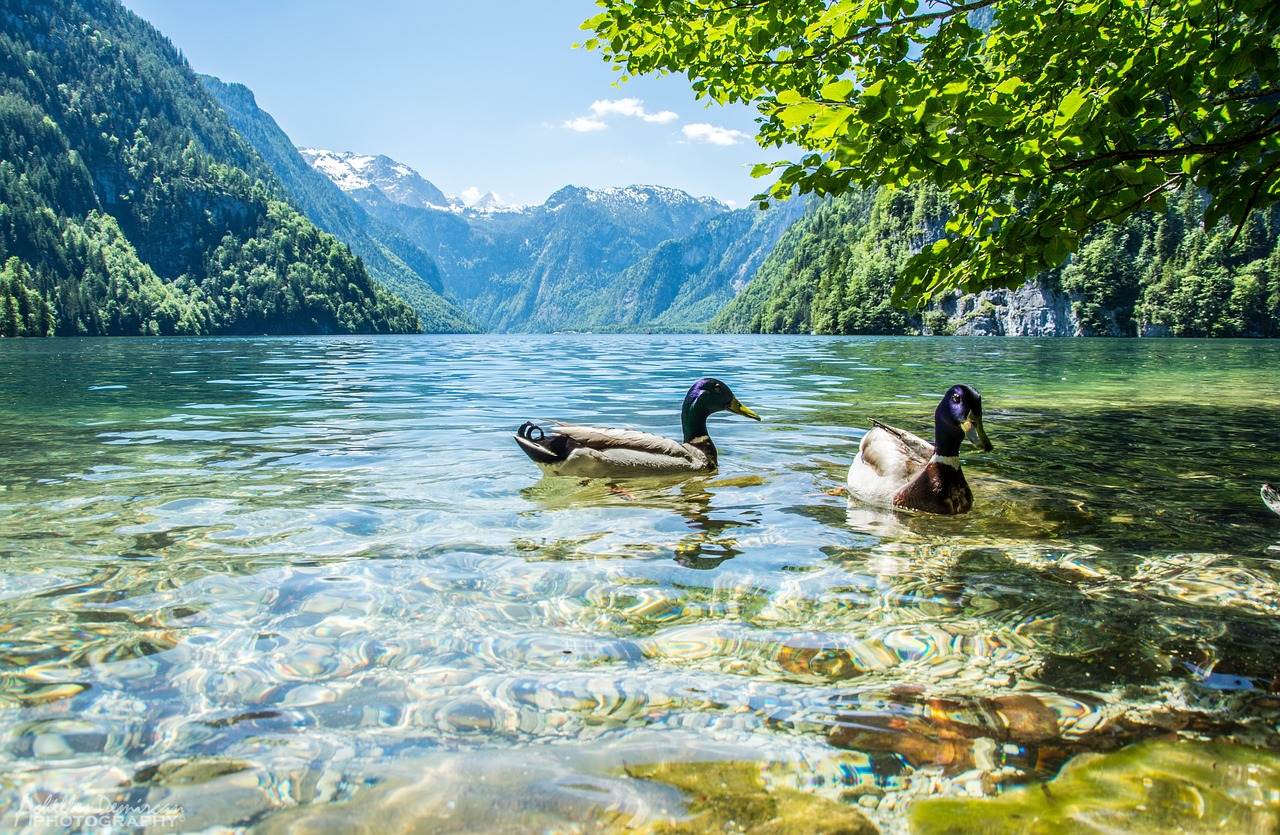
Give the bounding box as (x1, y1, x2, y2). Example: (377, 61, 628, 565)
(847, 384, 993, 515)
(514, 377, 760, 478)
(1263, 483, 1280, 516)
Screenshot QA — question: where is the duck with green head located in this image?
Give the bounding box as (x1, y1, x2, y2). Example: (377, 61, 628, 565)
(514, 377, 761, 478)
(847, 384, 993, 515)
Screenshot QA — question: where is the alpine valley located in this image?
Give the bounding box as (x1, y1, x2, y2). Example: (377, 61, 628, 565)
(292, 145, 807, 332)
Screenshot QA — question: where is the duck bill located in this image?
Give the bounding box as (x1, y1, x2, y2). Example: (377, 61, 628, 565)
(962, 414, 992, 451)
(728, 399, 761, 421)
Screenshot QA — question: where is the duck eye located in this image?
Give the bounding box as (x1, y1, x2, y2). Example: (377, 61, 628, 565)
(951, 394, 962, 404)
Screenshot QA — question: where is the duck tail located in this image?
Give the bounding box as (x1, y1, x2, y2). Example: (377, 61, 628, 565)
(1263, 482, 1280, 516)
(514, 422, 567, 465)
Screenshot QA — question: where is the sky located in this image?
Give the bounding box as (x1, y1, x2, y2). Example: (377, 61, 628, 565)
(120, 0, 774, 208)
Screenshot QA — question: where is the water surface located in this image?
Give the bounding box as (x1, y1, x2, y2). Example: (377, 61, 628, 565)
(1, 335, 1277, 832)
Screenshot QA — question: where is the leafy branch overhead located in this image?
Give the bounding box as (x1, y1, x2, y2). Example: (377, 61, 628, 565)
(581, 0, 1280, 306)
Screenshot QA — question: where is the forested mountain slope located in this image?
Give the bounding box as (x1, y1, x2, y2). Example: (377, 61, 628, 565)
(713, 184, 1280, 338)
(202, 76, 475, 333)
(576, 199, 809, 331)
(0, 0, 418, 336)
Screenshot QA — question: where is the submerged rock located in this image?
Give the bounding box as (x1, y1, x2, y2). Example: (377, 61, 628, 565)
(622, 760, 878, 834)
(908, 739, 1280, 833)
(250, 750, 876, 834)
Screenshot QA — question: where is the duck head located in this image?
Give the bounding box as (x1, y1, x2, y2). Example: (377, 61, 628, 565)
(681, 378, 760, 442)
(934, 384, 993, 456)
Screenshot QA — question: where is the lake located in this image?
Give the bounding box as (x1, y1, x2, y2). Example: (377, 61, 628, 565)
(1, 334, 1278, 833)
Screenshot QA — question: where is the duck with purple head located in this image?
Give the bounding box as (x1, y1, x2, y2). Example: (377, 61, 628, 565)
(847, 384, 993, 515)
(514, 377, 760, 478)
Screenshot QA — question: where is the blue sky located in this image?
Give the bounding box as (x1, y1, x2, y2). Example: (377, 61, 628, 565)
(121, 0, 773, 208)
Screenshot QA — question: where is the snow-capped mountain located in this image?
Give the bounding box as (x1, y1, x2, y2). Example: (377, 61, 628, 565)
(299, 148, 776, 332)
(460, 190, 515, 213)
(547, 184, 724, 213)
(298, 148, 452, 211)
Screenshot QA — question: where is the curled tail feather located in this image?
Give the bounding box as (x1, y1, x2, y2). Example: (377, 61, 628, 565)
(1263, 482, 1280, 516)
(514, 422, 569, 466)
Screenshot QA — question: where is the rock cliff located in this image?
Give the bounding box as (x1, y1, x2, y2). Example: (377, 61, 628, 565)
(933, 282, 1080, 336)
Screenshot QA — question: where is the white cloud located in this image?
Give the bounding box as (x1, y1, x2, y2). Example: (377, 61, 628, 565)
(460, 187, 483, 205)
(563, 116, 608, 132)
(589, 97, 678, 124)
(682, 123, 748, 146)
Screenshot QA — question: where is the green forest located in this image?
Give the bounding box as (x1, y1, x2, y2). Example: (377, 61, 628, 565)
(0, 0, 420, 336)
(712, 184, 1280, 338)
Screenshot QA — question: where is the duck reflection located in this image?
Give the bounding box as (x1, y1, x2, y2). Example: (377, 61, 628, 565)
(670, 479, 748, 570)
(519, 475, 759, 569)
(844, 500, 913, 538)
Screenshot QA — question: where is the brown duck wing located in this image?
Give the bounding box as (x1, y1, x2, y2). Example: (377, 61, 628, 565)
(553, 424, 694, 459)
(869, 419, 933, 461)
(863, 420, 934, 482)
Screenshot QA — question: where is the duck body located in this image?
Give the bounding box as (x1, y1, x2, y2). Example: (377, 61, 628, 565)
(515, 422, 717, 478)
(847, 385, 992, 515)
(1264, 483, 1280, 516)
(515, 378, 759, 478)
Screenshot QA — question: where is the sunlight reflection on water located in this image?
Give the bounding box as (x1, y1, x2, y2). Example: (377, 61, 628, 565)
(0, 335, 1278, 832)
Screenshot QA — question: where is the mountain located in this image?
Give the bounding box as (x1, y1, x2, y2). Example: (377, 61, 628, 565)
(440, 184, 731, 332)
(575, 199, 809, 331)
(303, 149, 737, 332)
(201, 77, 476, 332)
(463, 191, 509, 213)
(298, 148, 454, 211)
(0, 0, 418, 336)
(709, 189, 887, 334)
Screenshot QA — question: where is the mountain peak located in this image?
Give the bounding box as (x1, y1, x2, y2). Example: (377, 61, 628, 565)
(298, 148, 450, 210)
(545, 184, 728, 213)
(460, 190, 511, 213)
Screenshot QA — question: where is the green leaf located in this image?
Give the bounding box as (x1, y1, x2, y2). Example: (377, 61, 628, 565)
(858, 97, 889, 122)
(820, 79, 855, 100)
(810, 106, 854, 139)
(777, 102, 820, 127)
(1057, 90, 1088, 121)
(1110, 90, 1141, 118)
(994, 77, 1024, 96)
(1113, 164, 1142, 184)
(972, 103, 1013, 127)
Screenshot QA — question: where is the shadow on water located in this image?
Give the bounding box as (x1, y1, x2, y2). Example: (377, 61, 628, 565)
(980, 403, 1280, 552)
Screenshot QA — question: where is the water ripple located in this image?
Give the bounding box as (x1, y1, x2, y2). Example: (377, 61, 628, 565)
(0, 335, 1277, 833)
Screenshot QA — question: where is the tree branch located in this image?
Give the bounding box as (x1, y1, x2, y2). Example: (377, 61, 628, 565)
(656, 0, 1002, 70)
(1047, 115, 1280, 174)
